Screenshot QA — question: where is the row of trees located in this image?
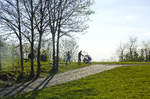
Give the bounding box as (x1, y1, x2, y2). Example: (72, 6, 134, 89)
(22, 38, 79, 62)
(0, 38, 79, 67)
(0, 0, 93, 78)
(118, 37, 150, 62)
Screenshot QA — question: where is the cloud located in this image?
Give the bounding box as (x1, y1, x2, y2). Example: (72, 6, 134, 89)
(143, 32, 150, 36)
(125, 15, 138, 21)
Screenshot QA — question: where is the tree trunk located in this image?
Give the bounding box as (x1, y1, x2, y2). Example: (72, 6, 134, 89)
(30, 0, 34, 78)
(130, 48, 132, 61)
(51, 34, 56, 72)
(36, 0, 43, 78)
(0, 64, 1, 70)
(55, 38, 59, 71)
(121, 51, 124, 61)
(0, 49, 1, 70)
(19, 39, 24, 73)
(30, 40, 34, 77)
(56, 31, 60, 71)
(36, 35, 42, 78)
(17, 0, 24, 73)
(0, 40, 1, 70)
(30, 23, 34, 77)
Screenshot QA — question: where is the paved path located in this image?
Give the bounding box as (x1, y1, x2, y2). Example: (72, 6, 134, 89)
(0, 64, 124, 98)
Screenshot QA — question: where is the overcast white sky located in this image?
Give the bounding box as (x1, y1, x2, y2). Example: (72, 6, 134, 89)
(78, 0, 150, 61)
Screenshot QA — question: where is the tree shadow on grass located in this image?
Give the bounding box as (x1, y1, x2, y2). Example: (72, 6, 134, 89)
(0, 72, 56, 98)
(0, 82, 25, 97)
(33, 73, 55, 91)
(1, 79, 36, 98)
(22, 73, 56, 99)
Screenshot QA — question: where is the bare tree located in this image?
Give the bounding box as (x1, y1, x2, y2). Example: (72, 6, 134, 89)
(117, 42, 126, 61)
(0, 0, 24, 73)
(117, 37, 150, 62)
(21, 0, 39, 77)
(46, 0, 93, 72)
(142, 41, 150, 61)
(127, 36, 137, 61)
(60, 38, 79, 62)
(34, 0, 49, 77)
(139, 49, 144, 62)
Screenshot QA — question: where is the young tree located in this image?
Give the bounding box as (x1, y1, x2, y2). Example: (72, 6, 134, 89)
(142, 41, 150, 61)
(21, 0, 39, 77)
(133, 51, 139, 61)
(46, 0, 93, 72)
(34, 0, 48, 77)
(139, 49, 144, 62)
(127, 36, 137, 61)
(117, 42, 126, 61)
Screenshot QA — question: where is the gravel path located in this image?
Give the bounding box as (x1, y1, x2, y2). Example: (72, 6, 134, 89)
(0, 64, 123, 98)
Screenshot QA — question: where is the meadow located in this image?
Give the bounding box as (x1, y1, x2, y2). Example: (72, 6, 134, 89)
(4, 64, 150, 99)
(0, 59, 90, 88)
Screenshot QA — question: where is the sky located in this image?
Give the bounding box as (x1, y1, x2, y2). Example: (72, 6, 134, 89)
(78, 0, 150, 61)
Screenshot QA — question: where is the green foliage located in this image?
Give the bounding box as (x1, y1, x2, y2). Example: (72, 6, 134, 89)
(5, 64, 150, 99)
(0, 71, 15, 81)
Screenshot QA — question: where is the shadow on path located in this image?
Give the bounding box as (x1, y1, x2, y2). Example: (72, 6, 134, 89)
(0, 82, 25, 97)
(2, 79, 36, 97)
(34, 73, 55, 91)
(0, 72, 56, 98)
(21, 73, 56, 99)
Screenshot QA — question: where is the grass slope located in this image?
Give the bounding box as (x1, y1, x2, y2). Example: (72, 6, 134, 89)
(4, 64, 150, 99)
(1, 61, 90, 77)
(93, 61, 150, 65)
(0, 62, 89, 88)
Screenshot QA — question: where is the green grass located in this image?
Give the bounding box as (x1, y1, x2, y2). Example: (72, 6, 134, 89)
(0, 60, 149, 88)
(92, 61, 150, 65)
(40, 62, 89, 77)
(0, 60, 90, 87)
(1, 60, 89, 77)
(4, 64, 150, 99)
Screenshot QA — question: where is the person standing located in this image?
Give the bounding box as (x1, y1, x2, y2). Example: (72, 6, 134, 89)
(78, 50, 83, 65)
(66, 51, 71, 64)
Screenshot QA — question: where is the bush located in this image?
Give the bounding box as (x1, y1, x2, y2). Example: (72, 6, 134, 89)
(40, 54, 48, 61)
(0, 71, 16, 81)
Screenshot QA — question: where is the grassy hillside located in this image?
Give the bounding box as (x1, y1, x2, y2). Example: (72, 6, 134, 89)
(93, 61, 150, 65)
(4, 64, 150, 99)
(0, 61, 90, 88)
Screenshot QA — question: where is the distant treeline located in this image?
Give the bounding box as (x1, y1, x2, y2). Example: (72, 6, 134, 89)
(118, 36, 150, 62)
